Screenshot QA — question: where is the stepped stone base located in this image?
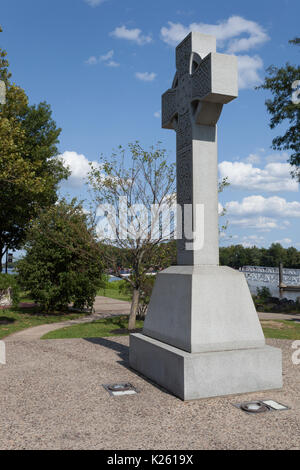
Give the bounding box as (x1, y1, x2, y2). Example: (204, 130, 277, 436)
(130, 333, 283, 400)
(129, 265, 282, 400)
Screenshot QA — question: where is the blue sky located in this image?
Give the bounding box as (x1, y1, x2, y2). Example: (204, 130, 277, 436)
(1, 0, 300, 251)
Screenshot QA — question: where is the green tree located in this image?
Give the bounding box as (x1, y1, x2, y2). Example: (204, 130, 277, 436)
(268, 243, 287, 267)
(220, 243, 300, 269)
(0, 28, 69, 268)
(257, 38, 300, 179)
(248, 246, 262, 266)
(88, 142, 177, 330)
(286, 246, 300, 268)
(17, 200, 103, 312)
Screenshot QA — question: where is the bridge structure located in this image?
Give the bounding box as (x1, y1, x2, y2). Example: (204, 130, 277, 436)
(241, 266, 300, 286)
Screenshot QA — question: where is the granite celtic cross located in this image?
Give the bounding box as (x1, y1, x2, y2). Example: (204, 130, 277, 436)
(131, 32, 282, 401)
(162, 32, 238, 265)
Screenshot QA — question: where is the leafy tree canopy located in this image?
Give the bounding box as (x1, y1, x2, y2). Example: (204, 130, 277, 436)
(0, 26, 69, 265)
(257, 38, 300, 179)
(220, 243, 300, 269)
(88, 142, 176, 329)
(17, 199, 103, 312)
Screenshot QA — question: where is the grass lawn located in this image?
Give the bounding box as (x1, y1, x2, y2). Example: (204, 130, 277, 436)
(0, 305, 88, 340)
(42, 318, 300, 341)
(261, 319, 300, 340)
(42, 315, 144, 340)
(97, 281, 131, 302)
(97, 287, 131, 302)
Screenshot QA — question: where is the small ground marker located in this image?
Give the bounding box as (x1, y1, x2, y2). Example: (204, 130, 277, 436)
(103, 383, 139, 397)
(233, 399, 289, 414)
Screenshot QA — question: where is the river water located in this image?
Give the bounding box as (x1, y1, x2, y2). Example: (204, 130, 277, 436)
(246, 279, 299, 301)
(6, 269, 300, 302)
(109, 272, 300, 301)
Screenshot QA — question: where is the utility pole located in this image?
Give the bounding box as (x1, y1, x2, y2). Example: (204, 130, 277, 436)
(279, 262, 286, 290)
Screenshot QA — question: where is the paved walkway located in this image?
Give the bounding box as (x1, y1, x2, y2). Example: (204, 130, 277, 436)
(93, 296, 131, 315)
(6, 296, 131, 342)
(258, 311, 300, 321)
(6, 295, 299, 343)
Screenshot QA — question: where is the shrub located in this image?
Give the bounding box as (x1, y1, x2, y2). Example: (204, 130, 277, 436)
(256, 286, 271, 301)
(17, 199, 103, 312)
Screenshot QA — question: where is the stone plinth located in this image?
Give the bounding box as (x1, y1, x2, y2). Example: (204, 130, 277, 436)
(130, 266, 282, 399)
(142, 266, 265, 353)
(130, 333, 282, 401)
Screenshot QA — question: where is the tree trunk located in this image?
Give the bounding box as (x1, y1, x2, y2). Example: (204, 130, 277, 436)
(128, 288, 140, 331)
(0, 244, 3, 273)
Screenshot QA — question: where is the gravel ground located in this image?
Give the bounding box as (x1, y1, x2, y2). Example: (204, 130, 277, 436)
(0, 336, 300, 450)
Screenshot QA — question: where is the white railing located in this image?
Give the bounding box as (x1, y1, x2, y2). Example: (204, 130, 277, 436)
(240, 266, 300, 286)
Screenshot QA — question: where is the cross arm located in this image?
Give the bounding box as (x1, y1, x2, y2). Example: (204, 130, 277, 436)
(192, 53, 238, 105)
(162, 88, 177, 130)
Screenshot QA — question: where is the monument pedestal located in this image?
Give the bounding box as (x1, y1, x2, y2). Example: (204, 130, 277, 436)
(130, 334, 282, 400)
(129, 266, 282, 400)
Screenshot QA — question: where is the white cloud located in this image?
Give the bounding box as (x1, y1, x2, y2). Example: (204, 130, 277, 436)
(154, 110, 161, 118)
(84, 0, 107, 6)
(85, 50, 119, 67)
(100, 50, 114, 62)
(135, 72, 157, 82)
(226, 195, 300, 218)
(160, 16, 269, 52)
(219, 160, 298, 192)
(106, 60, 120, 67)
(110, 26, 152, 45)
(230, 216, 279, 231)
(241, 234, 265, 247)
(85, 56, 98, 65)
(161, 22, 191, 47)
(243, 153, 261, 164)
(265, 152, 289, 164)
(160, 16, 268, 90)
(60, 151, 99, 188)
(274, 238, 292, 245)
(218, 202, 224, 215)
(237, 54, 263, 89)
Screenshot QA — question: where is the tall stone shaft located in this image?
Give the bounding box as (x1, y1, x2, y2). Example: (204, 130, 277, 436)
(162, 32, 238, 265)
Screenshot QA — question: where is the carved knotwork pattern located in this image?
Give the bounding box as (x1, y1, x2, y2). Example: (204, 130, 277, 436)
(177, 143, 193, 207)
(176, 112, 192, 151)
(162, 89, 177, 126)
(192, 54, 211, 100)
(176, 34, 191, 77)
(177, 144, 193, 253)
(176, 73, 191, 116)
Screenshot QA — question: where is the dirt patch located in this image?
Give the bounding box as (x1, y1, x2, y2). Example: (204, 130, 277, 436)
(261, 320, 293, 330)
